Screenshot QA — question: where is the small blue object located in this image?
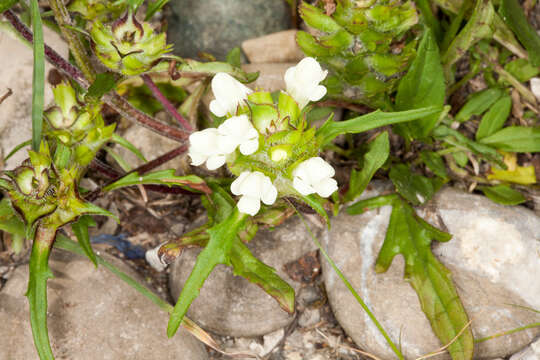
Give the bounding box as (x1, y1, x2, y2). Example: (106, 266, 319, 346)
(90, 233, 146, 260)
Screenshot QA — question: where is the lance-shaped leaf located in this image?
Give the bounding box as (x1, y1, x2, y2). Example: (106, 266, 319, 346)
(71, 215, 98, 267)
(348, 195, 474, 360)
(167, 208, 248, 337)
(394, 29, 445, 139)
(230, 240, 294, 313)
(343, 131, 389, 203)
(317, 107, 441, 145)
(443, 0, 495, 72)
(103, 169, 210, 194)
(477, 185, 526, 206)
(500, 0, 540, 67)
(479, 126, 540, 153)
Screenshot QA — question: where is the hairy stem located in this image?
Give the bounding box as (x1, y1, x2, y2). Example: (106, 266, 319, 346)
(48, 0, 96, 82)
(142, 74, 193, 132)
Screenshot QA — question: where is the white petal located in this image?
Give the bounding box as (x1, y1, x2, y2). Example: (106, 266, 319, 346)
(240, 172, 265, 197)
(306, 157, 335, 182)
(315, 178, 338, 198)
(188, 150, 207, 166)
(237, 195, 261, 216)
(209, 99, 227, 117)
(239, 138, 259, 155)
(309, 85, 327, 102)
(211, 73, 251, 116)
(231, 171, 250, 195)
(293, 176, 315, 196)
(145, 245, 167, 272)
(217, 134, 239, 154)
(260, 181, 278, 205)
(206, 154, 226, 170)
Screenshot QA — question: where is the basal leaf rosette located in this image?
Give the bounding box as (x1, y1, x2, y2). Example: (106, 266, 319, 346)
(188, 58, 338, 216)
(90, 11, 172, 75)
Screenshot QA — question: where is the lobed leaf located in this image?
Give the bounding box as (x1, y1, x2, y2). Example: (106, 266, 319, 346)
(389, 164, 445, 205)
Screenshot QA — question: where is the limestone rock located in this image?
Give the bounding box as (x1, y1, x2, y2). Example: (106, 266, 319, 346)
(114, 123, 187, 170)
(242, 63, 293, 92)
(322, 185, 540, 359)
(242, 30, 304, 64)
(0, 28, 68, 170)
(167, 0, 291, 60)
(169, 217, 320, 337)
(509, 337, 540, 360)
(0, 249, 207, 360)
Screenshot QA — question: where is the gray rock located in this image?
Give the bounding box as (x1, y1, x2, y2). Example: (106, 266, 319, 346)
(167, 0, 291, 60)
(0, 249, 207, 360)
(322, 185, 540, 360)
(115, 122, 188, 171)
(0, 28, 68, 170)
(169, 217, 320, 337)
(242, 30, 304, 64)
(242, 63, 293, 92)
(509, 337, 540, 360)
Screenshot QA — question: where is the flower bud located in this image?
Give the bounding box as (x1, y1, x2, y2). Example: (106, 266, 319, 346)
(91, 12, 171, 75)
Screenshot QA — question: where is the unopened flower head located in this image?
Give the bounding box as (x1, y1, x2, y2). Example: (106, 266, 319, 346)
(284, 57, 327, 109)
(188, 128, 227, 170)
(231, 171, 278, 216)
(292, 157, 338, 197)
(209, 73, 252, 117)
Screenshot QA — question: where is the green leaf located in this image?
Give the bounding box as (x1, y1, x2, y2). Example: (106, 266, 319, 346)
(4, 139, 32, 162)
(389, 164, 445, 205)
(167, 209, 248, 337)
(443, 0, 495, 71)
(0, 0, 18, 13)
(103, 169, 209, 193)
(344, 132, 390, 203)
(317, 107, 441, 145)
(479, 126, 540, 153)
(0, 197, 26, 253)
(500, 0, 540, 67)
(71, 215, 98, 267)
(230, 240, 295, 313)
(476, 94, 512, 140)
(395, 29, 445, 138)
(225, 47, 242, 68)
(111, 133, 147, 162)
(86, 72, 117, 100)
(347, 193, 399, 215)
(420, 151, 448, 179)
(364, 196, 474, 360)
(504, 58, 540, 82)
(415, 0, 442, 41)
(478, 185, 526, 205)
(30, 0, 45, 151)
(299, 194, 329, 226)
(455, 88, 504, 123)
(26, 225, 57, 360)
(433, 125, 505, 167)
(145, 0, 169, 20)
(104, 147, 132, 172)
(488, 164, 536, 185)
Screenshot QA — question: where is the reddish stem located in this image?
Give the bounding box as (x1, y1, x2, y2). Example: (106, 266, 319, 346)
(141, 74, 193, 132)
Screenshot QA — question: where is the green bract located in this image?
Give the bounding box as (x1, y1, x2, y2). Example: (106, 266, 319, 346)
(90, 12, 172, 75)
(297, 0, 419, 109)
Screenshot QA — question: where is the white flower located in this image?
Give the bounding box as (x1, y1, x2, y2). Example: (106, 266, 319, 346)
(145, 244, 167, 272)
(217, 114, 259, 155)
(209, 72, 252, 117)
(188, 128, 227, 170)
(231, 171, 278, 216)
(292, 157, 338, 197)
(284, 57, 328, 109)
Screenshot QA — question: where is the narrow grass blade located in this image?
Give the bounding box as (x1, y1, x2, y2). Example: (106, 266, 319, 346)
(30, 0, 45, 151)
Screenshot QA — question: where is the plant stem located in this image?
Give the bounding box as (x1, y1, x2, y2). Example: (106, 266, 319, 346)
(48, 0, 96, 82)
(475, 322, 540, 343)
(3, 10, 188, 142)
(141, 74, 193, 132)
(27, 224, 58, 360)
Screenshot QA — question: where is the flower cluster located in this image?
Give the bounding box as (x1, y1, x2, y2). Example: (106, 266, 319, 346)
(188, 58, 338, 216)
